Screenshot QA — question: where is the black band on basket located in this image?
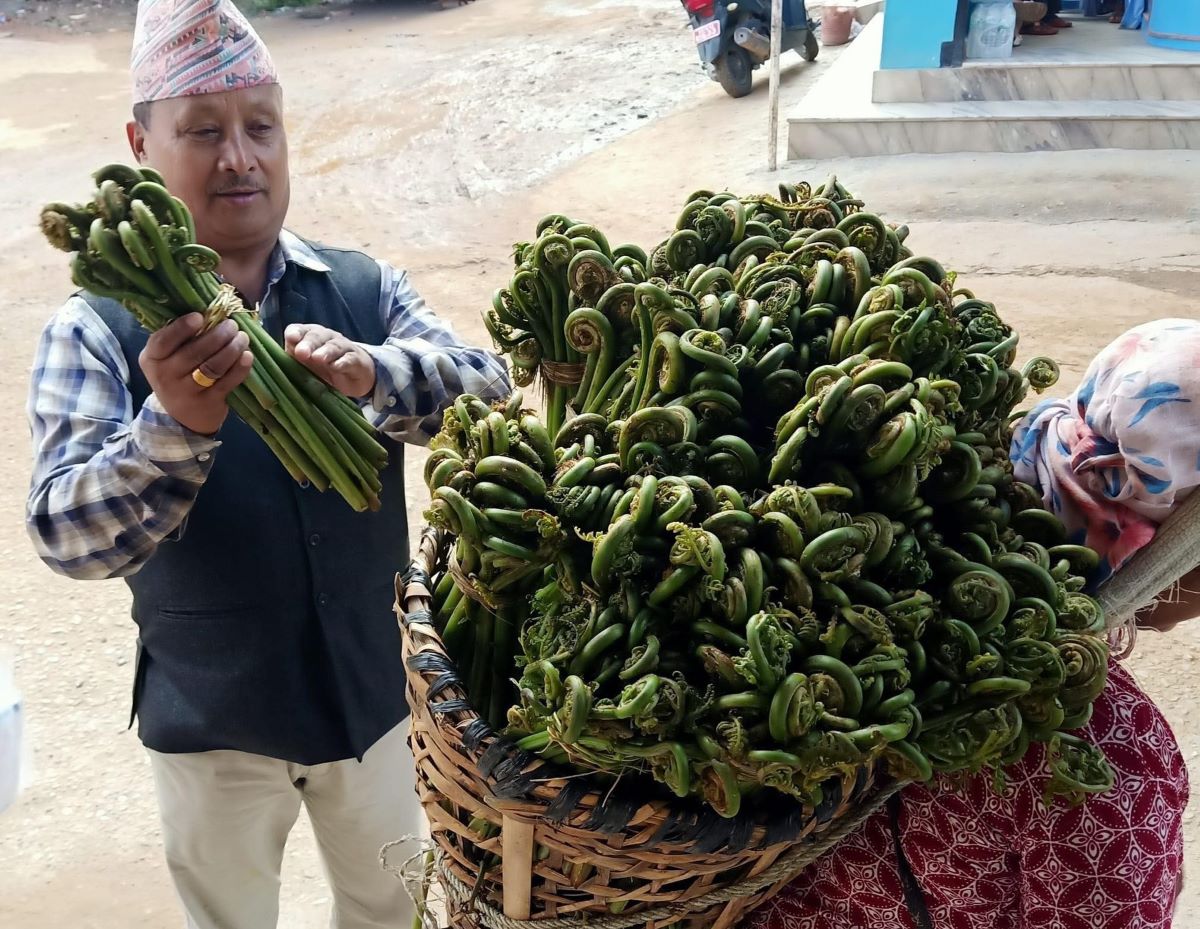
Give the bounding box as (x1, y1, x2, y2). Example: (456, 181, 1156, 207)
(477, 738, 537, 798)
(425, 670, 461, 700)
(461, 718, 493, 754)
(402, 564, 431, 589)
(477, 739, 515, 779)
(400, 619, 538, 800)
(431, 698, 474, 715)
(431, 781, 906, 929)
(584, 789, 641, 835)
(407, 652, 456, 676)
(539, 359, 587, 386)
(402, 607, 433, 629)
(544, 778, 591, 824)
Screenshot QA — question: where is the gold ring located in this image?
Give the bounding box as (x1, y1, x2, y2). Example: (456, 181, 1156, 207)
(192, 368, 217, 389)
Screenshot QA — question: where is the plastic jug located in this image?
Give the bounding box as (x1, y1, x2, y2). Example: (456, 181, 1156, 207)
(966, 0, 1017, 59)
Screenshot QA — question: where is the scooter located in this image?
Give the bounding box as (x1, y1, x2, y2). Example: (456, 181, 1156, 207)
(680, 0, 819, 98)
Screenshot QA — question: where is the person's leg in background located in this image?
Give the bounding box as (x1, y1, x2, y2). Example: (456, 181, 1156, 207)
(1042, 0, 1073, 26)
(1022, 0, 1061, 35)
(147, 748, 304, 929)
(1014, 2, 1050, 42)
(301, 721, 423, 929)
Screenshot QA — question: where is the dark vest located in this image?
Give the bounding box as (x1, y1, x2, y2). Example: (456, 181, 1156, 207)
(82, 241, 409, 764)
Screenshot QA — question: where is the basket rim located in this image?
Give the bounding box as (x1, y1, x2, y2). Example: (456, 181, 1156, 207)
(396, 525, 893, 857)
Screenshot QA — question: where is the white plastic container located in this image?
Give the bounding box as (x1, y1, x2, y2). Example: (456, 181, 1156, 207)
(966, 0, 1017, 60)
(0, 654, 24, 815)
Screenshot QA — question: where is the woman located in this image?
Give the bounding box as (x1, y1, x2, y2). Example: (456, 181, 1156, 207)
(751, 319, 1196, 929)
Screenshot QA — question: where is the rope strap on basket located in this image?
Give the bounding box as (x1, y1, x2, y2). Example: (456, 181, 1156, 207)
(1097, 488, 1200, 629)
(434, 782, 904, 929)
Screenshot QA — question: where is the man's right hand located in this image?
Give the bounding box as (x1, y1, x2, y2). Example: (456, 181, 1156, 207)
(139, 314, 254, 436)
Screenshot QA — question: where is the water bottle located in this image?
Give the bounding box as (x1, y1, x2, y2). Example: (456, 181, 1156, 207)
(966, 0, 1017, 59)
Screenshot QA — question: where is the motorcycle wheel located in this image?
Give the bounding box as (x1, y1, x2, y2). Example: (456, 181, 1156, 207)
(802, 28, 820, 61)
(714, 46, 754, 98)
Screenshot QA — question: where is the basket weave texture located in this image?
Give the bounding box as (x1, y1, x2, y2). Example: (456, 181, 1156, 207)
(396, 528, 895, 929)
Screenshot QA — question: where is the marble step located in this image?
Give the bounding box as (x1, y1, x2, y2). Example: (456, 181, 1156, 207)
(787, 99, 1200, 158)
(873, 62, 1200, 103)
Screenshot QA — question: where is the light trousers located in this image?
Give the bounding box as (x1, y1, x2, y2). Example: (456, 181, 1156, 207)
(147, 721, 422, 929)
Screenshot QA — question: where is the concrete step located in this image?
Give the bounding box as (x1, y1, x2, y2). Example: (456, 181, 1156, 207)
(872, 16, 1200, 103)
(872, 61, 1200, 103)
(788, 98, 1200, 157)
(787, 14, 1200, 158)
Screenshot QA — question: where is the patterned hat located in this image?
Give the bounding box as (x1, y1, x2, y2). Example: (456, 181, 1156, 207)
(131, 0, 279, 105)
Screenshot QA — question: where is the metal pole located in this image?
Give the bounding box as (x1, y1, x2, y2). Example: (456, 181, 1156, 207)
(767, 0, 784, 171)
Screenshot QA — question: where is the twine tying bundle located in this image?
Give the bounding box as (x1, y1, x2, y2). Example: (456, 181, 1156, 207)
(200, 281, 256, 332)
(538, 360, 587, 387)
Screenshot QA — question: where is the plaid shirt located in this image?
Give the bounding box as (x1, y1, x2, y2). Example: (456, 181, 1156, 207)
(26, 231, 510, 580)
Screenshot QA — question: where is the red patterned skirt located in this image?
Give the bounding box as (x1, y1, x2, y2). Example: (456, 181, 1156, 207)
(747, 661, 1189, 929)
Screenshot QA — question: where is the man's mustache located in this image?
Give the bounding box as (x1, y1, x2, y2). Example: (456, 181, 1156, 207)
(213, 178, 267, 195)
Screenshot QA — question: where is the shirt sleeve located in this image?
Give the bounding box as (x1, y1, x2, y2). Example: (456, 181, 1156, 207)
(358, 261, 512, 446)
(25, 298, 220, 580)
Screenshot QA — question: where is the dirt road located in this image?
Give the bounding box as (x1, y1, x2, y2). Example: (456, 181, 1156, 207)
(2, 2, 1199, 927)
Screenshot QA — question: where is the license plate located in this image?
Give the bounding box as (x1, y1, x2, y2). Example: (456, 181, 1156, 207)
(693, 20, 721, 44)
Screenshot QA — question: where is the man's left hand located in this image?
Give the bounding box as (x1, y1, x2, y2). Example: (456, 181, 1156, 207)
(285, 324, 377, 399)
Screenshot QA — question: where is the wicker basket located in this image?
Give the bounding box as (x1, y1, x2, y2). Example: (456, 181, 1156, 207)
(396, 527, 897, 929)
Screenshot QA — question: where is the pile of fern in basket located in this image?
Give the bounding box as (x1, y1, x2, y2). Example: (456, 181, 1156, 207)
(409, 177, 1114, 927)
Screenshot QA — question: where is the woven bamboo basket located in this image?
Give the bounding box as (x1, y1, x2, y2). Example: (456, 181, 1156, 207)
(396, 527, 900, 929)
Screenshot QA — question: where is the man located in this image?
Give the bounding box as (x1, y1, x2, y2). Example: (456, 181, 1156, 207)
(25, 2, 509, 927)
(1013, 1, 1049, 45)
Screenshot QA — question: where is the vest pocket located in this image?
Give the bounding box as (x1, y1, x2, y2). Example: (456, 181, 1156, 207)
(137, 605, 279, 755)
(156, 604, 263, 622)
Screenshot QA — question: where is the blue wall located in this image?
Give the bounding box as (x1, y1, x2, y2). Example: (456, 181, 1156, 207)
(1148, 0, 1200, 51)
(880, 0, 961, 69)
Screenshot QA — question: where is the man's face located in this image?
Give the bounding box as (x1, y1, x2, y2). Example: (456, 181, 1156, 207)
(127, 84, 290, 257)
